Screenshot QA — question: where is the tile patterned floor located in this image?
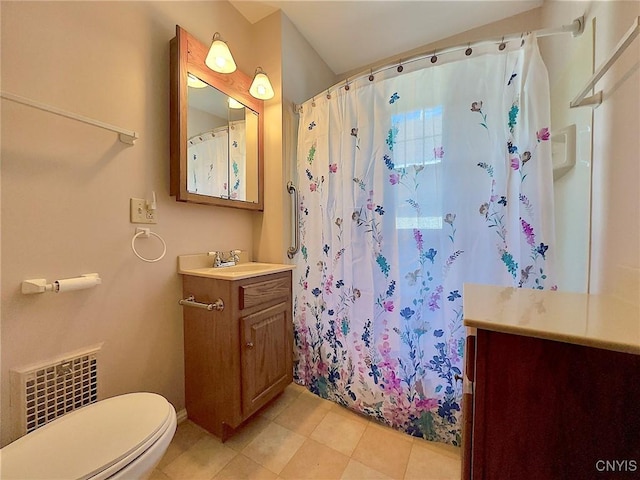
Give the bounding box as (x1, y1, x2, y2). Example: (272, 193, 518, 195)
(151, 383, 461, 480)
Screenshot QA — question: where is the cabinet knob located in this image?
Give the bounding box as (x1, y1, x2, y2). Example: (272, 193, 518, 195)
(246, 342, 254, 349)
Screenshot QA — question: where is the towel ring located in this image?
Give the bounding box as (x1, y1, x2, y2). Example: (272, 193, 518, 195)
(131, 228, 167, 263)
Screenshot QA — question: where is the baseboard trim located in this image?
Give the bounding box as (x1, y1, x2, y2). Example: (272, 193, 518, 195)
(176, 408, 188, 424)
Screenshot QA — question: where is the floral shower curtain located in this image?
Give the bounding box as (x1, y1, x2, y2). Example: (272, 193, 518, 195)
(293, 35, 555, 445)
(187, 120, 246, 199)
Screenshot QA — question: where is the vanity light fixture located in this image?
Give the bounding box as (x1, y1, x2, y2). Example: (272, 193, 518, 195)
(228, 97, 244, 109)
(187, 73, 208, 88)
(249, 67, 274, 100)
(205, 32, 237, 73)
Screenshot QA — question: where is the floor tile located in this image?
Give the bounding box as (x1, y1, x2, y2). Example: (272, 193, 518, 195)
(340, 459, 392, 480)
(241, 422, 306, 474)
(329, 402, 371, 426)
(351, 422, 413, 479)
(148, 469, 172, 480)
(258, 384, 304, 420)
(157, 420, 209, 469)
(279, 438, 350, 480)
(162, 435, 237, 480)
(213, 454, 279, 480)
(272, 392, 331, 436)
(224, 415, 272, 452)
(310, 411, 367, 456)
(404, 441, 461, 480)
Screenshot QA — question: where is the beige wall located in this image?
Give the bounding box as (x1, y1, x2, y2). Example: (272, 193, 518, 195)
(0, 0, 271, 446)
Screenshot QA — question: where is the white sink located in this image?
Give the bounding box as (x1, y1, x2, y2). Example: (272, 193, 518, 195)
(179, 261, 294, 280)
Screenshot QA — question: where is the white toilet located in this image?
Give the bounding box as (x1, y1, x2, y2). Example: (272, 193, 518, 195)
(0, 392, 177, 480)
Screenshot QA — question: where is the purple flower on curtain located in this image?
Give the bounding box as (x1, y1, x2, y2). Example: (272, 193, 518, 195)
(413, 229, 424, 251)
(521, 219, 536, 246)
(536, 127, 550, 142)
(383, 300, 394, 312)
(428, 286, 443, 311)
(389, 173, 400, 185)
(511, 157, 520, 170)
(434, 146, 444, 158)
(329, 163, 338, 173)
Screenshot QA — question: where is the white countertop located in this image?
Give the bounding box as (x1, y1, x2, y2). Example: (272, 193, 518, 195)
(463, 283, 640, 355)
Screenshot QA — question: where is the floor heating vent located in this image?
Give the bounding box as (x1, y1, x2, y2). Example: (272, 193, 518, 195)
(11, 346, 100, 436)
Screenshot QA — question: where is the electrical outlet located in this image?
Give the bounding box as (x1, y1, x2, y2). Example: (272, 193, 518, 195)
(130, 198, 157, 224)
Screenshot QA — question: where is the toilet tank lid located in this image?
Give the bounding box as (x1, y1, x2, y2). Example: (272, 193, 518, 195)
(0, 392, 175, 480)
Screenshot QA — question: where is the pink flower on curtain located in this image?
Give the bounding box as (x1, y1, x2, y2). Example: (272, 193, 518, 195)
(389, 173, 400, 185)
(329, 163, 338, 173)
(383, 300, 394, 312)
(434, 146, 444, 158)
(521, 219, 536, 246)
(536, 127, 550, 141)
(413, 229, 424, 251)
(416, 397, 439, 411)
(511, 157, 520, 170)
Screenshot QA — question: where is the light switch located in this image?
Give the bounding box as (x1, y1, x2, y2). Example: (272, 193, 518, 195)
(130, 198, 157, 224)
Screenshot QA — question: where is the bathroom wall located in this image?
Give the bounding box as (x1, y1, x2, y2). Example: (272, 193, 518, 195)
(539, 0, 639, 303)
(0, 0, 270, 446)
(251, 11, 336, 263)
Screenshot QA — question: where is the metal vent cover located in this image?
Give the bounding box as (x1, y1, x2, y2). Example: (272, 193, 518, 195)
(10, 346, 100, 436)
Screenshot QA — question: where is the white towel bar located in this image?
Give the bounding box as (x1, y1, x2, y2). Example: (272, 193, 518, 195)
(570, 16, 639, 108)
(0, 91, 138, 144)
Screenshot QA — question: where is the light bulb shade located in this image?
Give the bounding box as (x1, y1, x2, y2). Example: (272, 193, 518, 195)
(249, 68, 274, 100)
(228, 97, 244, 109)
(187, 73, 208, 88)
(205, 33, 236, 73)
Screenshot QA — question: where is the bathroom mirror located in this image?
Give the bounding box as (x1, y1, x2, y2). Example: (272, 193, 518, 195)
(170, 26, 264, 210)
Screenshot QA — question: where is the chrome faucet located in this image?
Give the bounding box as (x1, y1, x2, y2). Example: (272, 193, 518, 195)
(211, 250, 241, 268)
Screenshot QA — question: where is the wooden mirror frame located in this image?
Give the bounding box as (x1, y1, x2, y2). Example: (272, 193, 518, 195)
(170, 25, 264, 211)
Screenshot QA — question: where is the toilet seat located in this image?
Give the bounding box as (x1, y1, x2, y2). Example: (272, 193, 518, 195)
(0, 392, 175, 480)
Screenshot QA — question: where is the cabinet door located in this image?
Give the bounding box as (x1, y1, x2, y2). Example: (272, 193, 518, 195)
(241, 301, 292, 415)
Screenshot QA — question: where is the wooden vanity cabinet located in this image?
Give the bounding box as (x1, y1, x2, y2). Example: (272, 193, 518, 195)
(462, 328, 640, 479)
(182, 270, 293, 440)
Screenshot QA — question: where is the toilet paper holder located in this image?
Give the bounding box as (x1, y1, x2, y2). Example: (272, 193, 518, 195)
(22, 273, 102, 294)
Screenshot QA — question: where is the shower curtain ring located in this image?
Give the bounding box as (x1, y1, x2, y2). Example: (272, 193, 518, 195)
(369, 69, 374, 81)
(344, 79, 350, 91)
(397, 60, 403, 73)
(465, 43, 473, 56)
(431, 50, 438, 63)
(326, 90, 331, 100)
(499, 37, 506, 51)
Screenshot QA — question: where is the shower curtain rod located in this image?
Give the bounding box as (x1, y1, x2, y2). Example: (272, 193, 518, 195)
(295, 16, 584, 112)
